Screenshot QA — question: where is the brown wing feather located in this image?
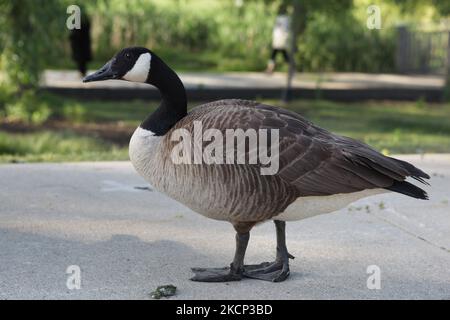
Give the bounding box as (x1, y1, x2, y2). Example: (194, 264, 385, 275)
(178, 99, 429, 198)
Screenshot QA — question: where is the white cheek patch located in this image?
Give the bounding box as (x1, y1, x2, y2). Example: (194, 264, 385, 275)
(123, 52, 151, 82)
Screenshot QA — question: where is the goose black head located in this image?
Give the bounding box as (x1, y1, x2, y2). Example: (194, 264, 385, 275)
(83, 47, 152, 83)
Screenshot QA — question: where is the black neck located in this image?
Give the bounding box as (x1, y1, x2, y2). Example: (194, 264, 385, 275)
(140, 54, 187, 135)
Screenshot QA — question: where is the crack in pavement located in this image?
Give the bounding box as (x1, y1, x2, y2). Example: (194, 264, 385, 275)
(366, 211, 450, 254)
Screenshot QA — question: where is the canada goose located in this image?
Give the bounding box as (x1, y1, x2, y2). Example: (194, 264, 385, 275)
(83, 47, 430, 283)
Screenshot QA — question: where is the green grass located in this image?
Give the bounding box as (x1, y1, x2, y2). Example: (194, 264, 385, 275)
(1, 96, 450, 163)
(0, 130, 128, 162)
(55, 99, 154, 125)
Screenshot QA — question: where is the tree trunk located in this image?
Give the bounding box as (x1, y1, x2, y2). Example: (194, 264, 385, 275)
(282, 1, 306, 102)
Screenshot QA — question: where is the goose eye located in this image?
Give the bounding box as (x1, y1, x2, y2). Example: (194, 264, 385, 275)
(125, 53, 131, 59)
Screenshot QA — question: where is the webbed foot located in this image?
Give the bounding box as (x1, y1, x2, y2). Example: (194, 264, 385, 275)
(190, 266, 242, 282)
(243, 258, 291, 282)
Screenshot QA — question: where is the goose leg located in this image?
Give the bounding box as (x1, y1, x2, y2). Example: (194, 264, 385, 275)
(190, 231, 249, 282)
(243, 220, 293, 282)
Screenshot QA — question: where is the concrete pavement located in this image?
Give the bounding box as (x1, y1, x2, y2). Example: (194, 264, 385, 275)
(0, 154, 449, 299)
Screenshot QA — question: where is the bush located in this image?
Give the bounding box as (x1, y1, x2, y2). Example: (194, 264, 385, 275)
(298, 12, 395, 72)
(0, 0, 64, 123)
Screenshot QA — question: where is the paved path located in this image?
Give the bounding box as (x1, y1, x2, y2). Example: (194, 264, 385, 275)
(1, 154, 449, 299)
(42, 70, 444, 90)
(41, 70, 446, 101)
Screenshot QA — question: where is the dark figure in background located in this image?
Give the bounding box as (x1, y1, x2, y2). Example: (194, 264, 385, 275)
(69, 14, 92, 77)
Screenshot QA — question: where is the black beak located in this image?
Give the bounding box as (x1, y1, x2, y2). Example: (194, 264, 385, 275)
(83, 60, 118, 83)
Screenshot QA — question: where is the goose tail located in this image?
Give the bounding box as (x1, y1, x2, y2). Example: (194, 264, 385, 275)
(386, 180, 428, 200)
(385, 157, 430, 200)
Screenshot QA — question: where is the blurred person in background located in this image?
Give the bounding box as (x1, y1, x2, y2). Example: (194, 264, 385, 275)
(69, 11, 92, 77)
(265, 10, 291, 74)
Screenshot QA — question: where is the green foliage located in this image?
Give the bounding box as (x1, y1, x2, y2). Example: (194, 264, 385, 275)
(0, 0, 65, 122)
(0, 0, 64, 88)
(432, 0, 450, 15)
(1, 0, 446, 76)
(211, 1, 277, 70)
(78, 0, 277, 71)
(51, 0, 445, 73)
(298, 11, 396, 72)
(1, 0, 449, 75)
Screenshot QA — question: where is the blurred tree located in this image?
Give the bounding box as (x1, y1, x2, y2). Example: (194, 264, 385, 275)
(429, 0, 450, 100)
(391, 0, 450, 15)
(432, 0, 450, 15)
(0, 0, 63, 89)
(0, 0, 64, 122)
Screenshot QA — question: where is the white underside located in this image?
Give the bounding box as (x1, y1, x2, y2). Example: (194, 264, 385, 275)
(274, 188, 387, 221)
